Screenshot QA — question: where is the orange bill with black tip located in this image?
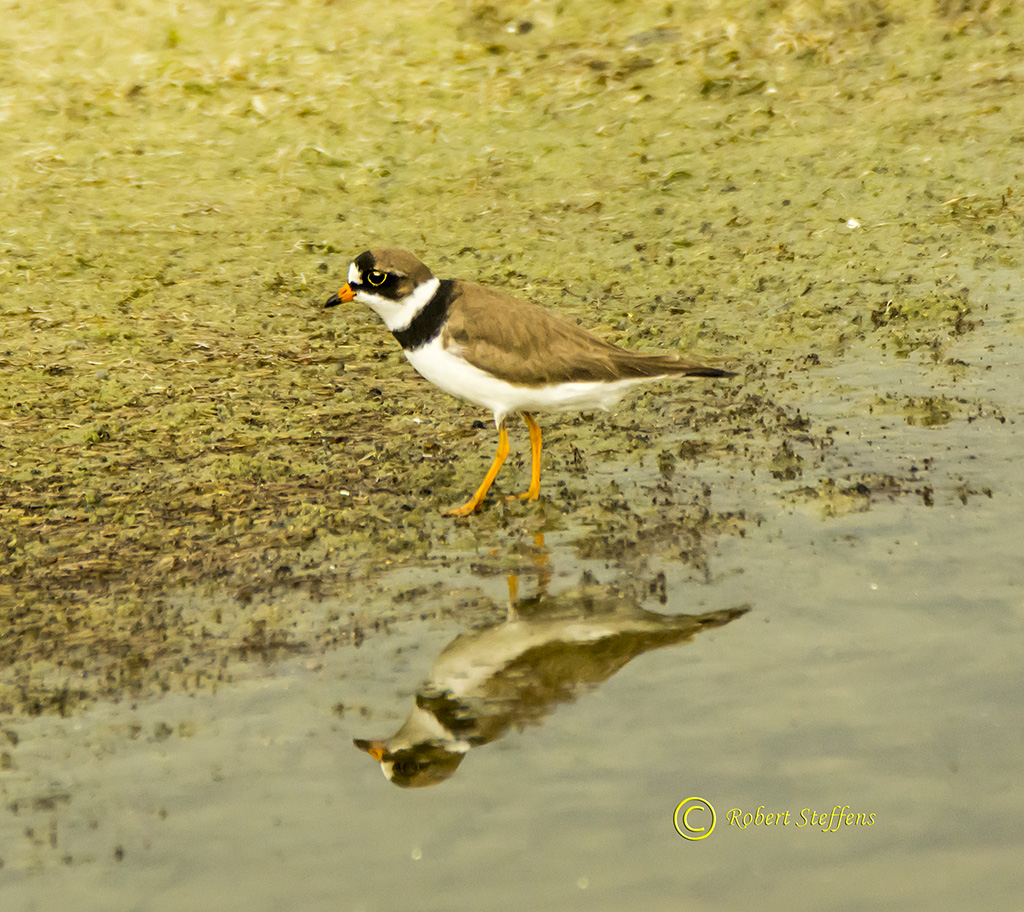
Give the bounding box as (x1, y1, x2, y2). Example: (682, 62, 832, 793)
(353, 738, 387, 761)
(324, 284, 356, 308)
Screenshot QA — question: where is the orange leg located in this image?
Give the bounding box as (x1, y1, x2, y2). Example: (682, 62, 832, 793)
(445, 423, 510, 517)
(506, 412, 543, 502)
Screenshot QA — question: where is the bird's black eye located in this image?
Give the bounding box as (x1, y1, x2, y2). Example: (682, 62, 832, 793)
(366, 270, 387, 287)
(393, 758, 423, 777)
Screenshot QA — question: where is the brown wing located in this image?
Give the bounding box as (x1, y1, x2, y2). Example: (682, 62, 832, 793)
(441, 281, 733, 386)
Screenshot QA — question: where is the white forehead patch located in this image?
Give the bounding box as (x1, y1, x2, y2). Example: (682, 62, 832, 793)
(348, 261, 361, 285)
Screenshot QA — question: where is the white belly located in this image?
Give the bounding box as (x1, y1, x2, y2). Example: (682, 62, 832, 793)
(404, 336, 650, 425)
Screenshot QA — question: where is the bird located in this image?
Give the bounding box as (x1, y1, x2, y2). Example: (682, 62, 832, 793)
(353, 572, 749, 788)
(324, 249, 735, 516)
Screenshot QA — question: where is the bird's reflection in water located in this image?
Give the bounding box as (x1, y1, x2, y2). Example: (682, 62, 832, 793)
(355, 537, 748, 788)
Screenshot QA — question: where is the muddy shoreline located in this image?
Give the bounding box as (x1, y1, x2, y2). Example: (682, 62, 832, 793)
(2, 1, 1020, 713)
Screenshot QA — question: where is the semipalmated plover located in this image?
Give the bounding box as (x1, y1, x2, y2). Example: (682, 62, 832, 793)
(354, 578, 749, 788)
(325, 249, 734, 515)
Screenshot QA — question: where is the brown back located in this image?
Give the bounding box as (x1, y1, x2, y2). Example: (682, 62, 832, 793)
(441, 281, 732, 386)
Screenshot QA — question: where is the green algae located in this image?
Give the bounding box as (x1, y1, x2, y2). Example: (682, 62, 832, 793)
(2, 0, 1020, 713)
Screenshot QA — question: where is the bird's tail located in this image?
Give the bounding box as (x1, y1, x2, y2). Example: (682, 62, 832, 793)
(614, 351, 737, 379)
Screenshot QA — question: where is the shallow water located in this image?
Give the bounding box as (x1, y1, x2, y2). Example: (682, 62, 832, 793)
(4, 302, 1022, 908)
(3, 1, 1024, 908)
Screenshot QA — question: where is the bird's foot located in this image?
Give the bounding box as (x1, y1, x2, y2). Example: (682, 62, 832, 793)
(504, 489, 540, 503)
(444, 499, 483, 517)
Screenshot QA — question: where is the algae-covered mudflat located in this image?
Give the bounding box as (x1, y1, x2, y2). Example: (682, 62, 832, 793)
(1, 2, 1023, 907)
(3, 0, 1017, 711)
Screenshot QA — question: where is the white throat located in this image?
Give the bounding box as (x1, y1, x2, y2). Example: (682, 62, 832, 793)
(354, 274, 441, 333)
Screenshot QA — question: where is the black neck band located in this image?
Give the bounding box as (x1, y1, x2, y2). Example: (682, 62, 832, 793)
(392, 280, 455, 351)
